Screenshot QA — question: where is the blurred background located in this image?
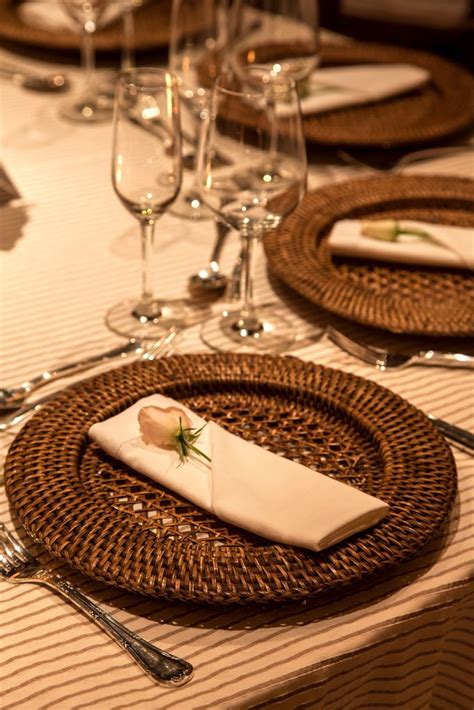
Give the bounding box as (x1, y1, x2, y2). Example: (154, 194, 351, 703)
(320, 0, 474, 70)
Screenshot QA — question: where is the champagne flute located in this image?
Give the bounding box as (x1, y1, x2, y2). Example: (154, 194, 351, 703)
(228, 0, 319, 93)
(196, 68, 307, 352)
(105, 68, 186, 339)
(60, 0, 113, 123)
(168, 0, 227, 220)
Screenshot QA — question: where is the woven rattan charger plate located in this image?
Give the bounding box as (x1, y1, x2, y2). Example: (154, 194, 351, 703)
(304, 42, 474, 148)
(264, 175, 474, 337)
(0, 0, 172, 51)
(5, 354, 456, 604)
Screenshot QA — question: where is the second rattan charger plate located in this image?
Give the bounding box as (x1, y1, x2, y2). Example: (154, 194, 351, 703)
(264, 175, 474, 336)
(5, 354, 456, 604)
(304, 42, 474, 148)
(0, 0, 172, 51)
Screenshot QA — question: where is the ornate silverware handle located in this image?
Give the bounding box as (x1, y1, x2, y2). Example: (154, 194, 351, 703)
(21, 340, 140, 395)
(416, 351, 474, 368)
(44, 576, 193, 686)
(429, 416, 474, 453)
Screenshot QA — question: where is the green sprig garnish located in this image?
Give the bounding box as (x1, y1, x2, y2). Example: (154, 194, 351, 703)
(174, 418, 211, 465)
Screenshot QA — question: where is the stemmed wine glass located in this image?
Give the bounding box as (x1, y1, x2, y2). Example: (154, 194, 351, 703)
(106, 68, 187, 339)
(168, 0, 227, 220)
(196, 69, 307, 352)
(60, 0, 113, 123)
(228, 0, 319, 93)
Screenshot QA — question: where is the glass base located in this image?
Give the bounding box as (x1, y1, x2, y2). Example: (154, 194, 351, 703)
(200, 304, 296, 353)
(169, 190, 213, 221)
(106, 297, 210, 340)
(59, 95, 113, 123)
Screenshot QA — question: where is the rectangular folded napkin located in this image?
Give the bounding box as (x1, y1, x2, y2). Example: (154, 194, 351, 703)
(89, 394, 389, 552)
(299, 63, 429, 115)
(329, 219, 474, 270)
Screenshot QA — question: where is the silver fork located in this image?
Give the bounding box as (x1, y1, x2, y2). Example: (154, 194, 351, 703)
(327, 327, 474, 371)
(326, 327, 474, 453)
(0, 522, 193, 686)
(0, 329, 179, 432)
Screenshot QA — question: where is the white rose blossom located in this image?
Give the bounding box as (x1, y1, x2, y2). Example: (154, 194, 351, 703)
(138, 405, 210, 464)
(361, 219, 431, 242)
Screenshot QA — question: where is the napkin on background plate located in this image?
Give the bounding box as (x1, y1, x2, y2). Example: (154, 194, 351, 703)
(89, 394, 389, 552)
(18, 0, 123, 32)
(299, 64, 429, 115)
(329, 219, 474, 270)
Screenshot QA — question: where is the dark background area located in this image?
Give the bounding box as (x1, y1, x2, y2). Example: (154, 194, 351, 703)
(318, 0, 474, 71)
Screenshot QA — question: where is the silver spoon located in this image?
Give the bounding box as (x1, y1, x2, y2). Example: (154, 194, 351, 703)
(0, 65, 69, 92)
(188, 221, 231, 293)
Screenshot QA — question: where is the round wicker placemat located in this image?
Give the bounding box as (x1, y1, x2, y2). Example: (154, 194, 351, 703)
(200, 40, 473, 148)
(307, 42, 474, 147)
(0, 0, 172, 51)
(5, 354, 457, 604)
(264, 175, 474, 336)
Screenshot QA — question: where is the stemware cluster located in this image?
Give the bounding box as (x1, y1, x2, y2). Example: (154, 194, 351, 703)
(106, 0, 317, 351)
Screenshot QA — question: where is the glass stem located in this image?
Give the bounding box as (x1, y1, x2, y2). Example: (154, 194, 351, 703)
(240, 227, 258, 320)
(121, 4, 135, 70)
(139, 219, 156, 309)
(81, 26, 96, 98)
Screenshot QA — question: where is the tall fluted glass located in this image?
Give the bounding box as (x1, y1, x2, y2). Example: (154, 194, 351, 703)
(196, 69, 307, 352)
(228, 0, 319, 93)
(169, 0, 227, 220)
(60, 0, 113, 122)
(105, 68, 185, 339)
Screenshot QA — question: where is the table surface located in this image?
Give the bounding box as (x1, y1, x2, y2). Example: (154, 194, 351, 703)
(0, 44, 473, 710)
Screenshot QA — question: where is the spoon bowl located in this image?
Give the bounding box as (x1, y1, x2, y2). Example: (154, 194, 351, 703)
(189, 267, 228, 293)
(188, 221, 231, 294)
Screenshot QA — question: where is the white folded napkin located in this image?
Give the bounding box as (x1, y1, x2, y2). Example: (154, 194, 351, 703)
(329, 219, 474, 270)
(18, 1, 122, 33)
(89, 394, 389, 552)
(299, 63, 429, 115)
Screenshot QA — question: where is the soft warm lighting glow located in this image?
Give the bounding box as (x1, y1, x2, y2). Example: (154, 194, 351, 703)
(247, 50, 256, 64)
(142, 106, 160, 119)
(115, 153, 124, 182)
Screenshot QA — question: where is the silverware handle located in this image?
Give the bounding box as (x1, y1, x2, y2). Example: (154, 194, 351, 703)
(21, 341, 139, 396)
(210, 221, 230, 264)
(429, 415, 474, 453)
(0, 393, 58, 430)
(46, 577, 193, 686)
(416, 351, 474, 368)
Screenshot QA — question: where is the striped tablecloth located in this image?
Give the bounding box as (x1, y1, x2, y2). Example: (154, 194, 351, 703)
(1, 50, 473, 710)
